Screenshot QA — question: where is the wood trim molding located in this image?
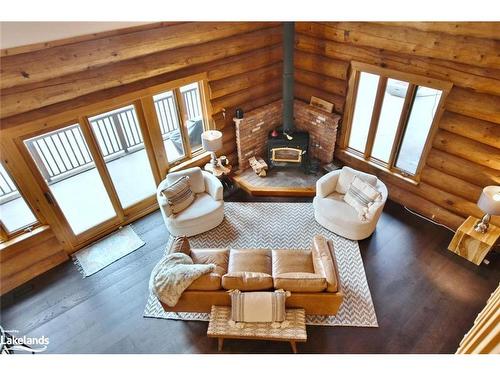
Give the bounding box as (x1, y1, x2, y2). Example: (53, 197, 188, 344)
(351, 61, 454, 91)
(457, 284, 500, 354)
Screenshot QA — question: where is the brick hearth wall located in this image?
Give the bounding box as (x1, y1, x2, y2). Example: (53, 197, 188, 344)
(234, 99, 341, 170)
(294, 100, 341, 163)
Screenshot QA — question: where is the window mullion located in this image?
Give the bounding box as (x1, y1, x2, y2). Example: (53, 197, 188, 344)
(173, 88, 192, 159)
(341, 70, 361, 149)
(388, 83, 417, 170)
(364, 77, 387, 159)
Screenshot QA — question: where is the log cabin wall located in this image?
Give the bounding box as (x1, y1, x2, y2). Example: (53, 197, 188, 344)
(294, 22, 500, 230)
(0, 22, 283, 294)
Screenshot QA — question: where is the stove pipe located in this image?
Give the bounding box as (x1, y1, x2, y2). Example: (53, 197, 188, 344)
(282, 22, 295, 133)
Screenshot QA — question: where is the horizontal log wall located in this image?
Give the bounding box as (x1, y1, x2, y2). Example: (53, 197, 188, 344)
(295, 22, 500, 230)
(0, 22, 283, 294)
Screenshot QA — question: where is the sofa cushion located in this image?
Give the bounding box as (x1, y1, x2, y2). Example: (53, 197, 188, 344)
(188, 273, 222, 291)
(222, 272, 273, 291)
(222, 249, 273, 291)
(273, 272, 327, 292)
(161, 176, 195, 214)
(187, 248, 228, 291)
(227, 249, 272, 274)
(167, 166, 205, 194)
(344, 176, 382, 221)
(272, 249, 315, 275)
(335, 166, 378, 194)
(190, 248, 229, 277)
(311, 235, 339, 292)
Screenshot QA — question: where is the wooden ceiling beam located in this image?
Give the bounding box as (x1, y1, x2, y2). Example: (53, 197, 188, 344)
(374, 22, 500, 41)
(307, 22, 500, 69)
(1, 26, 283, 119)
(0, 22, 280, 90)
(295, 32, 500, 96)
(0, 22, 182, 57)
(0, 43, 282, 129)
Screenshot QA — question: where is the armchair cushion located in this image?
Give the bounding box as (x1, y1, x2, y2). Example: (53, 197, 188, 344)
(167, 167, 205, 194)
(335, 166, 377, 194)
(170, 193, 223, 225)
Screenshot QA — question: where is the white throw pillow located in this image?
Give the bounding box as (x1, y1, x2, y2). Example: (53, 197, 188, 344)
(161, 176, 195, 214)
(335, 166, 378, 194)
(230, 289, 290, 322)
(344, 176, 382, 221)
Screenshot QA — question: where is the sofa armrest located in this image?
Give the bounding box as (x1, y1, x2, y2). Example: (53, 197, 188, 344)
(311, 235, 340, 293)
(316, 171, 341, 198)
(203, 171, 223, 201)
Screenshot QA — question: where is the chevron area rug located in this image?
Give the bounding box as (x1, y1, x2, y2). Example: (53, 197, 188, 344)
(143, 202, 378, 327)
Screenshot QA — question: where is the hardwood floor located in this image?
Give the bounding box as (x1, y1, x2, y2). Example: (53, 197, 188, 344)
(1, 191, 498, 354)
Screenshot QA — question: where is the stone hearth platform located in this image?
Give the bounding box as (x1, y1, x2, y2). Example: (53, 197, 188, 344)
(232, 167, 323, 197)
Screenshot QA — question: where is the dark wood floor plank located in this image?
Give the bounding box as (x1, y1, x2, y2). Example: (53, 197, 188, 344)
(1, 191, 498, 354)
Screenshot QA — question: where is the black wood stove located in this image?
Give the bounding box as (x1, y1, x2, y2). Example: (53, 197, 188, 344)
(267, 130, 309, 168)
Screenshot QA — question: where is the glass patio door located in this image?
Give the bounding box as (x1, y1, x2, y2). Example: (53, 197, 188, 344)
(87, 104, 157, 209)
(23, 123, 118, 238)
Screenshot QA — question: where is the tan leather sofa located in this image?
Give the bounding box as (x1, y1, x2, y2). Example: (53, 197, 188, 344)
(161, 235, 344, 315)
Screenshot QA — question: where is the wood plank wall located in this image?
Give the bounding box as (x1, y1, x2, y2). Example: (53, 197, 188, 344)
(294, 22, 500, 230)
(0, 22, 283, 294)
(1, 22, 284, 165)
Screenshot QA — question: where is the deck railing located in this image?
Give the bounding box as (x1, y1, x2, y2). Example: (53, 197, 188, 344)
(2, 86, 202, 202)
(182, 86, 202, 120)
(0, 167, 19, 204)
(90, 106, 144, 159)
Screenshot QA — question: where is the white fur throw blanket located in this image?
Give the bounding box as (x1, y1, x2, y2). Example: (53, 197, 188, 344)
(149, 253, 215, 307)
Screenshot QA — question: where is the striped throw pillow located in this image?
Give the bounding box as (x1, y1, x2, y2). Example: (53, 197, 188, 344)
(161, 176, 195, 214)
(230, 290, 289, 322)
(344, 176, 382, 221)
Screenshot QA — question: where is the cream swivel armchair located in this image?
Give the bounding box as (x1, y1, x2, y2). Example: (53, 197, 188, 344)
(313, 167, 388, 240)
(157, 167, 224, 237)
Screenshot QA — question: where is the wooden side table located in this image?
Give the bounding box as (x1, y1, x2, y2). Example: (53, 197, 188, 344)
(207, 305, 307, 353)
(448, 216, 500, 265)
(204, 159, 232, 178)
(204, 158, 237, 198)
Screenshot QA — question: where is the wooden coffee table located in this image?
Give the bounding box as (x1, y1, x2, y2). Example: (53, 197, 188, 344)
(207, 305, 307, 353)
